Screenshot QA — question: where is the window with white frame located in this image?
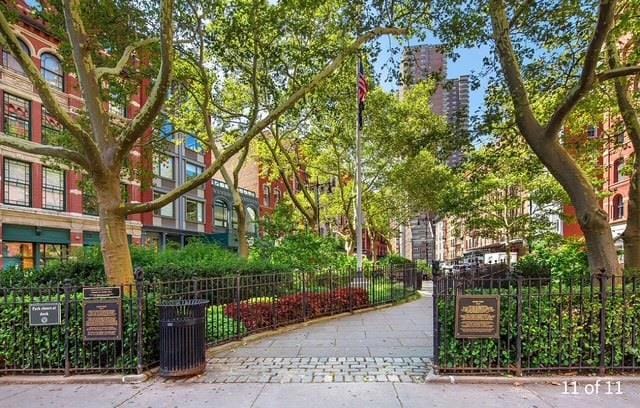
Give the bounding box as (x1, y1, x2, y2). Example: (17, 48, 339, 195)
(153, 154, 174, 180)
(43, 167, 65, 210)
(3, 159, 31, 206)
(186, 199, 204, 223)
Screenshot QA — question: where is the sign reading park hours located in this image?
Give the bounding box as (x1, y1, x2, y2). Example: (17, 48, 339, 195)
(83, 299, 122, 341)
(29, 302, 61, 326)
(455, 295, 500, 339)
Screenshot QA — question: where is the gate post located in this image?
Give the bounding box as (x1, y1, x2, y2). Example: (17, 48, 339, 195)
(598, 269, 609, 376)
(63, 279, 72, 377)
(135, 268, 145, 375)
(432, 275, 440, 371)
(515, 276, 523, 377)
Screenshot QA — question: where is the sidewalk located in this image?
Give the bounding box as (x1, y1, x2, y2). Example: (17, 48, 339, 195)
(2, 381, 639, 407)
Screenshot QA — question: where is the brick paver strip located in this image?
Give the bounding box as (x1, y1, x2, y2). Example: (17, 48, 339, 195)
(181, 357, 433, 384)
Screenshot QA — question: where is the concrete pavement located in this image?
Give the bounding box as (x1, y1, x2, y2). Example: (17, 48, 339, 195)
(2, 381, 639, 407)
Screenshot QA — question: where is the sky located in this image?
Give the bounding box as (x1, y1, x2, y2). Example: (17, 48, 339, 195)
(373, 35, 493, 119)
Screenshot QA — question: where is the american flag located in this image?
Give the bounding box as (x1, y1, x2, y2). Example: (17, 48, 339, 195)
(357, 58, 368, 128)
(357, 58, 368, 103)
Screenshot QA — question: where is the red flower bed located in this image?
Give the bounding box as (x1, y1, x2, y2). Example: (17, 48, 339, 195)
(225, 288, 369, 331)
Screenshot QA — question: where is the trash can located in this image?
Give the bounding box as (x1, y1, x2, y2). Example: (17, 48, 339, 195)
(159, 299, 209, 377)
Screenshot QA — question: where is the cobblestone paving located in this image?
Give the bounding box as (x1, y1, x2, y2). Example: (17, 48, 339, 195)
(176, 284, 434, 385)
(181, 356, 433, 384)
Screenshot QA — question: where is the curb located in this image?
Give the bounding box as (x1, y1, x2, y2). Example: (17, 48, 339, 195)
(426, 375, 640, 385)
(0, 368, 158, 385)
(206, 293, 425, 357)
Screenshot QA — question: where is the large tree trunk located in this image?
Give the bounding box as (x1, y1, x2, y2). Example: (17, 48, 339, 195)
(540, 143, 620, 276)
(232, 189, 250, 259)
(623, 168, 640, 271)
(97, 177, 134, 285)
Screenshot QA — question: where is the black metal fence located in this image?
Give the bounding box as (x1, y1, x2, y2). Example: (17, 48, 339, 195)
(433, 271, 640, 375)
(0, 264, 419, 376)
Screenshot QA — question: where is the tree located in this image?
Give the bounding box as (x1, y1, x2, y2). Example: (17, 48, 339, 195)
(432, 0, 640, 275)
(605, 22, 640, 270)
(0, 0, 408, 284)
(441, 137, 566, 267)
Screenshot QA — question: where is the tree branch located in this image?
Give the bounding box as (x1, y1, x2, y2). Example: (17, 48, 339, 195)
(123, 26, 407, 215)
(95, 38, 158, 80)
(545, 0, 618, 138)
(0, 6, 101, 170)
(115, 0, 175, 165)
(488, 0, 544, 138)
(62, 0, 112, 150)
(597, 65, 640, 83)
(0, 134, 90, 169)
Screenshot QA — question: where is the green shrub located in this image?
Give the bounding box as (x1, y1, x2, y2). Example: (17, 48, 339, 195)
(0, 292, 158, 373)
(207, 305, 246, 343)
(437, 284, 640, 371)
(516, 237, 589, 280)
(1, 242, 293, 287)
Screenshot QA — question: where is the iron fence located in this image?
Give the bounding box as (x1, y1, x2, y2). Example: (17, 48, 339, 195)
(433, 271, 640, 375)
(0, 264, 419, 376)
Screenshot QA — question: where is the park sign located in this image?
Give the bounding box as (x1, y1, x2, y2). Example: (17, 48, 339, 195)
(29, 302, 62, 326)
(455, 295, 500, 339)
(83, 298, 122, 341)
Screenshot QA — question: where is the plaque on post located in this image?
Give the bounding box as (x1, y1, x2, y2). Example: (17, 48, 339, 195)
(83, 286, 121, 299)
(83, 298, 122, 341)
(29, 302, 62, 326)
(455, 295, 500, 339)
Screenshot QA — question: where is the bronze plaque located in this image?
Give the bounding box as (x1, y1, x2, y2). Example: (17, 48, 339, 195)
(455, 295, 500, 339)
(83, 299, 122, 341)
(83, 286, 121, 299)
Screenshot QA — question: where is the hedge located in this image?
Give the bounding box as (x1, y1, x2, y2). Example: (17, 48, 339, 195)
(437, 285, 640, 372)
(225, 288, 370, 331)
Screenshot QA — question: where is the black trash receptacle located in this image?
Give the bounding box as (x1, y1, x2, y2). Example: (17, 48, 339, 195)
(159, 299, 209, 377)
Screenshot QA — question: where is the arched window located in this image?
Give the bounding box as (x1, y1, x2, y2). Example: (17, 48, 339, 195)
(613, 158, 625, 183)
(214, 199, 228, 228)
(246, 207, 258, 235)
(613, 195, 624, 220)
(274, 188, 281, 204)
(263, 185, 271, 206)
(41, 53, 64, 91)
(2, 39, 30, 74)
(232, 208, 239, 229)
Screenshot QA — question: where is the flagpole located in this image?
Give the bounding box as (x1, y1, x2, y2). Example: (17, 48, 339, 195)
(355, 57, 364, 278)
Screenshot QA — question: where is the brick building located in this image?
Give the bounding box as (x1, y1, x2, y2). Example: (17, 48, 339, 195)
(0, 2, 145, 268)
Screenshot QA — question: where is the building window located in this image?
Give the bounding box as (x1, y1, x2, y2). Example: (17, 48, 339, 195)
(153, 154, 174, 180)
(613, 195, 624, 220)
(41, 53, 64, 91)
(43, 167, 65, 211)
(4, 93, 30, 139)
(263, 185, 271, 206)
(232, 208, 238, 229)
(613, 158, 625, 183)
(246, 207, 258, 235)
(185, 135, 203, 152)
(109, 91, 127, 117)
(153, 191, 174, 218)
(214, 199, 228, 228)
(82, 184, 99, 215)
(616, 132, 625, 145)
(587, 126, 598, 139)
(2, 39, 30, 74)
(3, 159, 31, 206)
(40, 244, 68, 267)
(185, 162, 203, 181)
(2, 242, 35, 269)
(186, 199, 204, 223)
(274, 188, 281, 204)
(42, 107, 63, 144)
